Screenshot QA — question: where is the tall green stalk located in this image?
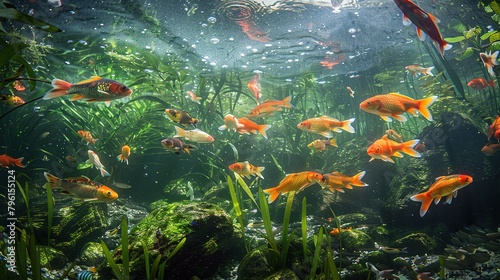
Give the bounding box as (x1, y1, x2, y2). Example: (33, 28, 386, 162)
(279, 191, 295, 268)
(301, 197, 308, 264)
(257, 188, 280, 268)
(45, 182, 54, 246)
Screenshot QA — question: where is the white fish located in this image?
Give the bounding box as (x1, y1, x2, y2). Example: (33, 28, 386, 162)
(87, 150, 110, 177)
(174, 127, 214, 143)
(218, 114, 243, 131)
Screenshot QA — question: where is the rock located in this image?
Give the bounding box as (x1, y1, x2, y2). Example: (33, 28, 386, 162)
(264, 268, 300, 280)
(339, 229, 375, 251)
(38, 246, 67, 269)
(77, 242, 105, 267)
(393, 233, 439, 255)
(238, 248, 273, 280)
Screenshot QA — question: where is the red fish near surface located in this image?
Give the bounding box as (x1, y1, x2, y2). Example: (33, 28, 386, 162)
(394, 0, 451, 57)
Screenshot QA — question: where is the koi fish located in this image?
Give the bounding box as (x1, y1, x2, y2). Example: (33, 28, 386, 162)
(488, 115, 500, 141)
(481, 143, 500, 156)
(248, 73, 262, 103)
(319, 171, 368, 193)
(174, 126, 214, 143)
(410, 174, 473, 217)
(360, 93, 437, 122)
(347, 86, 354, 98)
(87, 150, 110, 177)
(330, 227, 352, 236)
(0, 154, 25, 168)
(236, 117, 271, 139)
(44, 172, 118, 202)
(467, 78, 496, 90)
(186, 90, 201, 104)
(480, 51, 499, 77)
(307, 139, 338, 152)
(394, 0, 451, 57)
(165, 109, 199, 127)
(229, 161, 265, 179)
(78, 130, 98, 145)
(236, 20, 271, 42)
(297, 116, 355, 138)
(405, 64, 434, 76)
(161, 137, 196, 155)
(218, 114, 243, 132)
(263, 171, 323, 203)
(117, 145, 130, 164)
(248, 96, 294, 118)
(367, 134, 421, 163)
(386, 129, 403, 142)
(0, 94, 25, 106)
(43, 76, 132, 106)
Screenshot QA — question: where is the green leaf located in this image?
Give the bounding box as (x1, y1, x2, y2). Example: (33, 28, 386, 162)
(77, 162, 93, 170)
(455, 47, 474, 61)
(0, 42, 28, 67)
(481, 30, 498, 41)
(444, 36, 466, 43)
(0, 8, 62, 32)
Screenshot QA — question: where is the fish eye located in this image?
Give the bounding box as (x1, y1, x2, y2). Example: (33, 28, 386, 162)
(107, 191, 112, 197)
(366, 101, 371, 105)
(464, 177, 469, 182)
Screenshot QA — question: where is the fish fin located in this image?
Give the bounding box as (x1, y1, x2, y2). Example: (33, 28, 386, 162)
(351, 171, 368, 187)
(402, 247, 408, 253)
(101, 168, 111, 177)
(173, 126, 185, 138)
(43, 79, 73, 100)
(416, 27, 426, 41)
(218, 125, 227, 131)
(70, 94, 84, 101)
(60, 190, 72, 195)
(434, 196, 441, 204)
(83, 198, 99, 202)
(104, 101, 111, 107)
(256, 166, 265, 179)
(380, 115, 392, 122)
(384, 156, 395, 163)
(329, 138, 338, 147)
(446, 193, 454, 204)
(369, 157, 376, 162)
(76, 76, 102, 84)
(427, 13, 440, 24)
(263, 187, 280, 203)
(402, 14, 412, 26)
(410, 192, 433, 217)
(401, 139, 422, 158)
(13, 157, 25, 168)
(392, 114, 407, 122)
(319, 131, 334, 138)
(335, 188, 345, 193)
(257, 124, 272, 139)
(425, 67, 435, 76)
(393, 151, 404, 158)
(44, 172, 60, 189)
(489, 80, 496, 87)
(417, 96, 438, 121)
(341, 118, 355, 133)
(282, 95, 295, 108)
(345, 184, 353, 189)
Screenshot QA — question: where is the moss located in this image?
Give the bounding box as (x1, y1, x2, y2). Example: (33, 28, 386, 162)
(78, 242, 105, 267)
(37, 246, 67, 269)
(393, 233, 439, 255)
(340, 229, 374, 251)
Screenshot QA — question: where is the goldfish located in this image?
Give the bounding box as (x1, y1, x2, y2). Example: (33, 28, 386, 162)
(236, 20, 271, 42)
(44, 172, 118, 202)
(307, 139, 338, 152)
(77, 130, 98, 145)
(228, 161, 265, 179)
(263, 171, 323, 203)
(87, 150, 110, 177)
(488, 115, 500, 141)
(367, 134, 421, 163)
(236, 117, 271, 139)
(161, 137, 196, 155)
(174, 126, 214, 143)
(360, 93, 437, 122)
(186, 90, 201, 104)
(320, 54, 345, 69)
(297, 116, 355, 138)
(481, 143, 500, 156)
(410, 174, 473, 217)
(218, 114, 243, 132)
(467, 77, 496, 90)
(117, 145, 130, 164)
(248, 96, 294, 118)
(165, 109, 199, 127)
(43, 76, 132, 106)
(385, 129, 403, 142)
(0, 154, 25, 168)
(480, 51, 499, 77)
(394, 0, 451, 57)
(11, 80, 25, 91)
(248, 73, 262, 103)
(0, 94, 25, 106)
(329, 227, 352, 236)
(319, 171, 368, 193)
(347, 86, 354, 98)
(405, 64, 434, 76)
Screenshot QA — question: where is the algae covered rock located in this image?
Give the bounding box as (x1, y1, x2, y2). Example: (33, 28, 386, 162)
(38, 246, 68, 269)
(393, 232, 439, 255)
(340, 229, 374, 251)
(238, 247, 273, 280)
(77, 241, 105, 267)
(264, 268, 300, 280)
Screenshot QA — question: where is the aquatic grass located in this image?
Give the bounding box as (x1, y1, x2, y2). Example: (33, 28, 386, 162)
(279, 190, 295, 268)
(439, 255, 445, 278)
(227, 174, 249, 252)
(101, 216, 129, 280)
(257, 188, 280, 268)
(309, 227, 324, 280)
(45, 182, 54, 246)
(301, 197, 309, 264)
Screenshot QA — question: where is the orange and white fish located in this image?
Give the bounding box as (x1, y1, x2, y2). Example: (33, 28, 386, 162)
(307, 139, 338, 152)
(43, 76, 132, 106)
(488, 115, 500, 141)
(410, 174, 473, 217)
(360, 93, 437, 122)
(347, 86, 354, 98)
(0, 154, 25, 168)
(248, 96, 294, 118)
(405, 64, 434, 76)
(229, 161, 265, 179)
(263, 171, 323, 203)
(386, 129, 403, 142)
(0, 94, 25, 106)
(186, 90, 201, 104)
(297, 116, 355, 138)
(161, 137, 196, 155)
(481, 143, 500, 156)
(117, 145, 131, 164)
(367, 134, 421, 163)
(248, 73, 262, 103)
(174, 126, 214, 143)
(319, 171, 368, 193)
(87, 150, 110, 177)
(44, 172, 118, 202)
(236, 117, 271, 139)
(218, 114, 243, 132)
(480, 51, 499, 77)
(78, 130, 98, 145)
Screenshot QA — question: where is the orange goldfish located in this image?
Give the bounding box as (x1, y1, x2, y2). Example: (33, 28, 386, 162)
(307, 139, 337, 152)
(229, 161, 265, 179)
(236, 20, 271, 42)
(360, 93, 437, 122)
(0, 154, 25, 168)
(330, 227, 352, 236)
(367, 134, 421, 163)
(467, 78, 495, 90)
(218, 114, 243, 132)
(186, 90, 201, 104)
(347, 86, 354, 98)
(248, 96, 294, 118)
(78, 130, 98, 145)
(405, 64, 434, 77)
(297, 116, 355, 138)
(236, 117, 271, 139)
(117, 145, 130, 164)
(320, 54, 345, 69)
(480, 51, 499, 77)
(263, 171, 323, 203)
(11, 80, 25, 91)
(248, 73, 262, 103)
(481, 143, 500, 156)
(410, 174, 473, 217)
(44, 172, 118, 202)
(0, 94, 25, 106)
(488, 115, 500, 141)
(319, 171, 368, 193)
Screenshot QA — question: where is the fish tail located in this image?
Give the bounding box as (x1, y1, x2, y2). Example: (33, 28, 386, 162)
(425, 66, 435, 76)
(401, 139, 422, 158)
(44, 172, 60, 189)
(184, 144, 196, 156)
(263, 187, 280, 203)
(489, 80, 496, 87)
(43, 79, 73, 100)
(351, 171, 368, 187)
(257, 124, 272, 139)
(13, 157, 25, 168)
(256, 166, 265, 179)
(341, 118, 355, 133)
(173, 126, 185, 138)
(439, 41, 452, 57)
(281, 95, 295, 108)
(101, 168, 111, 177)
(417, 96, 438, 121)
(410, 191, 433, 217)
(329, 139, 338, 147)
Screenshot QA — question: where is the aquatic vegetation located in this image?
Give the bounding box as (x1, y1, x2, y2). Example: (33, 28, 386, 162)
(101, 217, 129, 280)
